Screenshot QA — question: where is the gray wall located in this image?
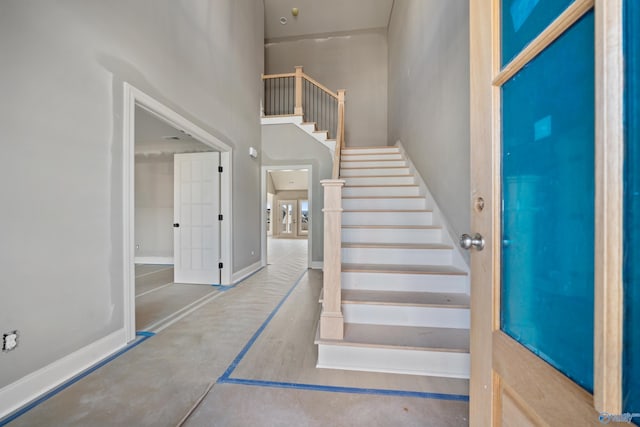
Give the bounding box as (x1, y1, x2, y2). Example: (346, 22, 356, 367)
(262, 125, 333, 264)
(265, 30, 388, 147)
(388, 0, 470, 239)
(135, 154, 174, 259)
(0, 0, 263, 388)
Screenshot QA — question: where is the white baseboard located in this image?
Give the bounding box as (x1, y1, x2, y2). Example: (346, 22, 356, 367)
(232, 261, 263, 284)
(134, 257, 173, 265)
(310, 261, 323, 270)
(0, 328, 127, 420)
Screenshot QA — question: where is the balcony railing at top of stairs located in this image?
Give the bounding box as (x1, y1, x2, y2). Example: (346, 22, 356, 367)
(262, 66, 346, 340)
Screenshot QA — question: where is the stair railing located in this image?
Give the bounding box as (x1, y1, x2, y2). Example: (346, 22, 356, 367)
(262, 66, 346, 340)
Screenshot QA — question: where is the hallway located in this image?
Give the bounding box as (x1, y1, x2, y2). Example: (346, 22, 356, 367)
(6, 240, 468, 426)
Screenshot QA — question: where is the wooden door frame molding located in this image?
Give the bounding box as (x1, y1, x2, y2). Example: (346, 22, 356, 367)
(122, 83, 233, 342)
(469, 0, 624, 423)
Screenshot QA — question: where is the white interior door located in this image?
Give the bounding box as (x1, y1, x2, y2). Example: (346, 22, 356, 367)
(173, 152, 220, 284)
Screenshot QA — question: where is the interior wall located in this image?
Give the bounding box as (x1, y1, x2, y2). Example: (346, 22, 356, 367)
(262, 124, 333, 264)
(387, 0, 471, 239)
(0, 0, 263, 391)
(265, 30, 388, 147)
(135, 154, 173, 259)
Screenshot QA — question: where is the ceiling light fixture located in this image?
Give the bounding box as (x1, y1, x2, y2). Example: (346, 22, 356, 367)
(291, 7, 299, 17)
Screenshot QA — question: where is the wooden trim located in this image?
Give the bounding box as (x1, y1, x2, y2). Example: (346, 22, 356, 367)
(469, 0, 496, 425)
(594, 0, 624, 414)
(493, 331, 602, 426)
(262, 72, 295, 80)
(302, 73, 339, 99)
(492, 0, 594, 86)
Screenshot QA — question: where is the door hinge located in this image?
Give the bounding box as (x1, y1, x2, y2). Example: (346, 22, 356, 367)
(218, 262, 223, 269)
(218, 166, 223, 173)
(218, 214, 224, 221)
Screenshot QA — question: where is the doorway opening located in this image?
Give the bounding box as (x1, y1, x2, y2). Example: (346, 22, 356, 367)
(123, 84, 233, 342)
(262, 166, 312, 267)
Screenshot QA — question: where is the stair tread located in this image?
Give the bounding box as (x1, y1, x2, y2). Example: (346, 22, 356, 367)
(343, 209, 431, 213)
(342, 289, 469, 308)
(340, 166, 407, 170)
(341, 159, 404, 162)
(342, 174, 413, 178)
(318, 323, 469, 352)
(342, 225, 440, 229)
(342, 243, 452, 250)
(341, 196, 424, 199)
(342, 263, 468, 276)
(344, 184, 419, 188)
(342, 146, 399, 150)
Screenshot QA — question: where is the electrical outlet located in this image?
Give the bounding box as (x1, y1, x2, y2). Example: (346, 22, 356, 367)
(2, 331, 18, 352)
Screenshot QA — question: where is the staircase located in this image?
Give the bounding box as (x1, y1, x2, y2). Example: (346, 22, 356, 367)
(315, 146, 470, 378)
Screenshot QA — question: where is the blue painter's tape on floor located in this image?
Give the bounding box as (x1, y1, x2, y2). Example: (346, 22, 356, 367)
(0, 332, 154, 427)
(219, 377, 469, 402)
(218, 269, 309, 382)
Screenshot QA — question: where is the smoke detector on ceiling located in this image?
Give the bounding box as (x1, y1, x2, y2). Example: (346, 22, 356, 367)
(280, 16, 287, 25)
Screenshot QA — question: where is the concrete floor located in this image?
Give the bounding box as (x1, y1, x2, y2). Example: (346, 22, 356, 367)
(5, 239, 468, 427)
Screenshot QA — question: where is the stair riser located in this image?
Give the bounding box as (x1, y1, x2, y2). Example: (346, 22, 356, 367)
(342, 211, 433, 226)
(342, 228, 442, 244)
(341, 153, 403, 161)
(341, 160, 407, 168)
(340, 168, 410, 177)
(343, 176, 415, 186)
(317, 344, 470, 378)
(300, 124, 316, 133)
(343, 186, 420, 197)
(342, 198, 426, 210)
(341, 148, 400, 155)
(343, 304, 469, 329)
(341, 247, 452, 265)
(341, 272, 469, 293)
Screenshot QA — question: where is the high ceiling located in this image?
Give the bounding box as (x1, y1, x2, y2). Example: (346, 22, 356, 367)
(264, 0, 394, 41)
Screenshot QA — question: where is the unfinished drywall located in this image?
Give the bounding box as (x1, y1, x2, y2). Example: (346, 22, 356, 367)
(265, 30, 388, 147)
(262, 124, 333, 264)
(135, 154, 173, 261)
(0, 0, 263, 395)
(388, 0, 470, 239)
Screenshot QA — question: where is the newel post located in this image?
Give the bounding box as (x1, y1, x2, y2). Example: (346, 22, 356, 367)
(320, 179, 345, 340)
(294, 66, 304, 115)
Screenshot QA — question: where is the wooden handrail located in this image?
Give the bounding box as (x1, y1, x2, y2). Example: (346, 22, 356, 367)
(302, 73, 339, 99)
(262, 72, 295, 79)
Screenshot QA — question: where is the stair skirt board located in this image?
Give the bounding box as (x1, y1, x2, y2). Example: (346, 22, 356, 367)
(339, 167, 411, 177)
(342, 227, 442, 244)
(316, 344, 470, 379)
(341, 247, 453, 265)
(341, 271, 468, 294)
(342, 305, 470, 329)
(342, 211, 433, 226)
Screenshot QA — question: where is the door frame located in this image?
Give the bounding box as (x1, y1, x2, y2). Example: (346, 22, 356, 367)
(261, 165, 313, 269)
(123, 83, 233, 342)
(276, 199, 298, 237)
(469, 0, 624, 424)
